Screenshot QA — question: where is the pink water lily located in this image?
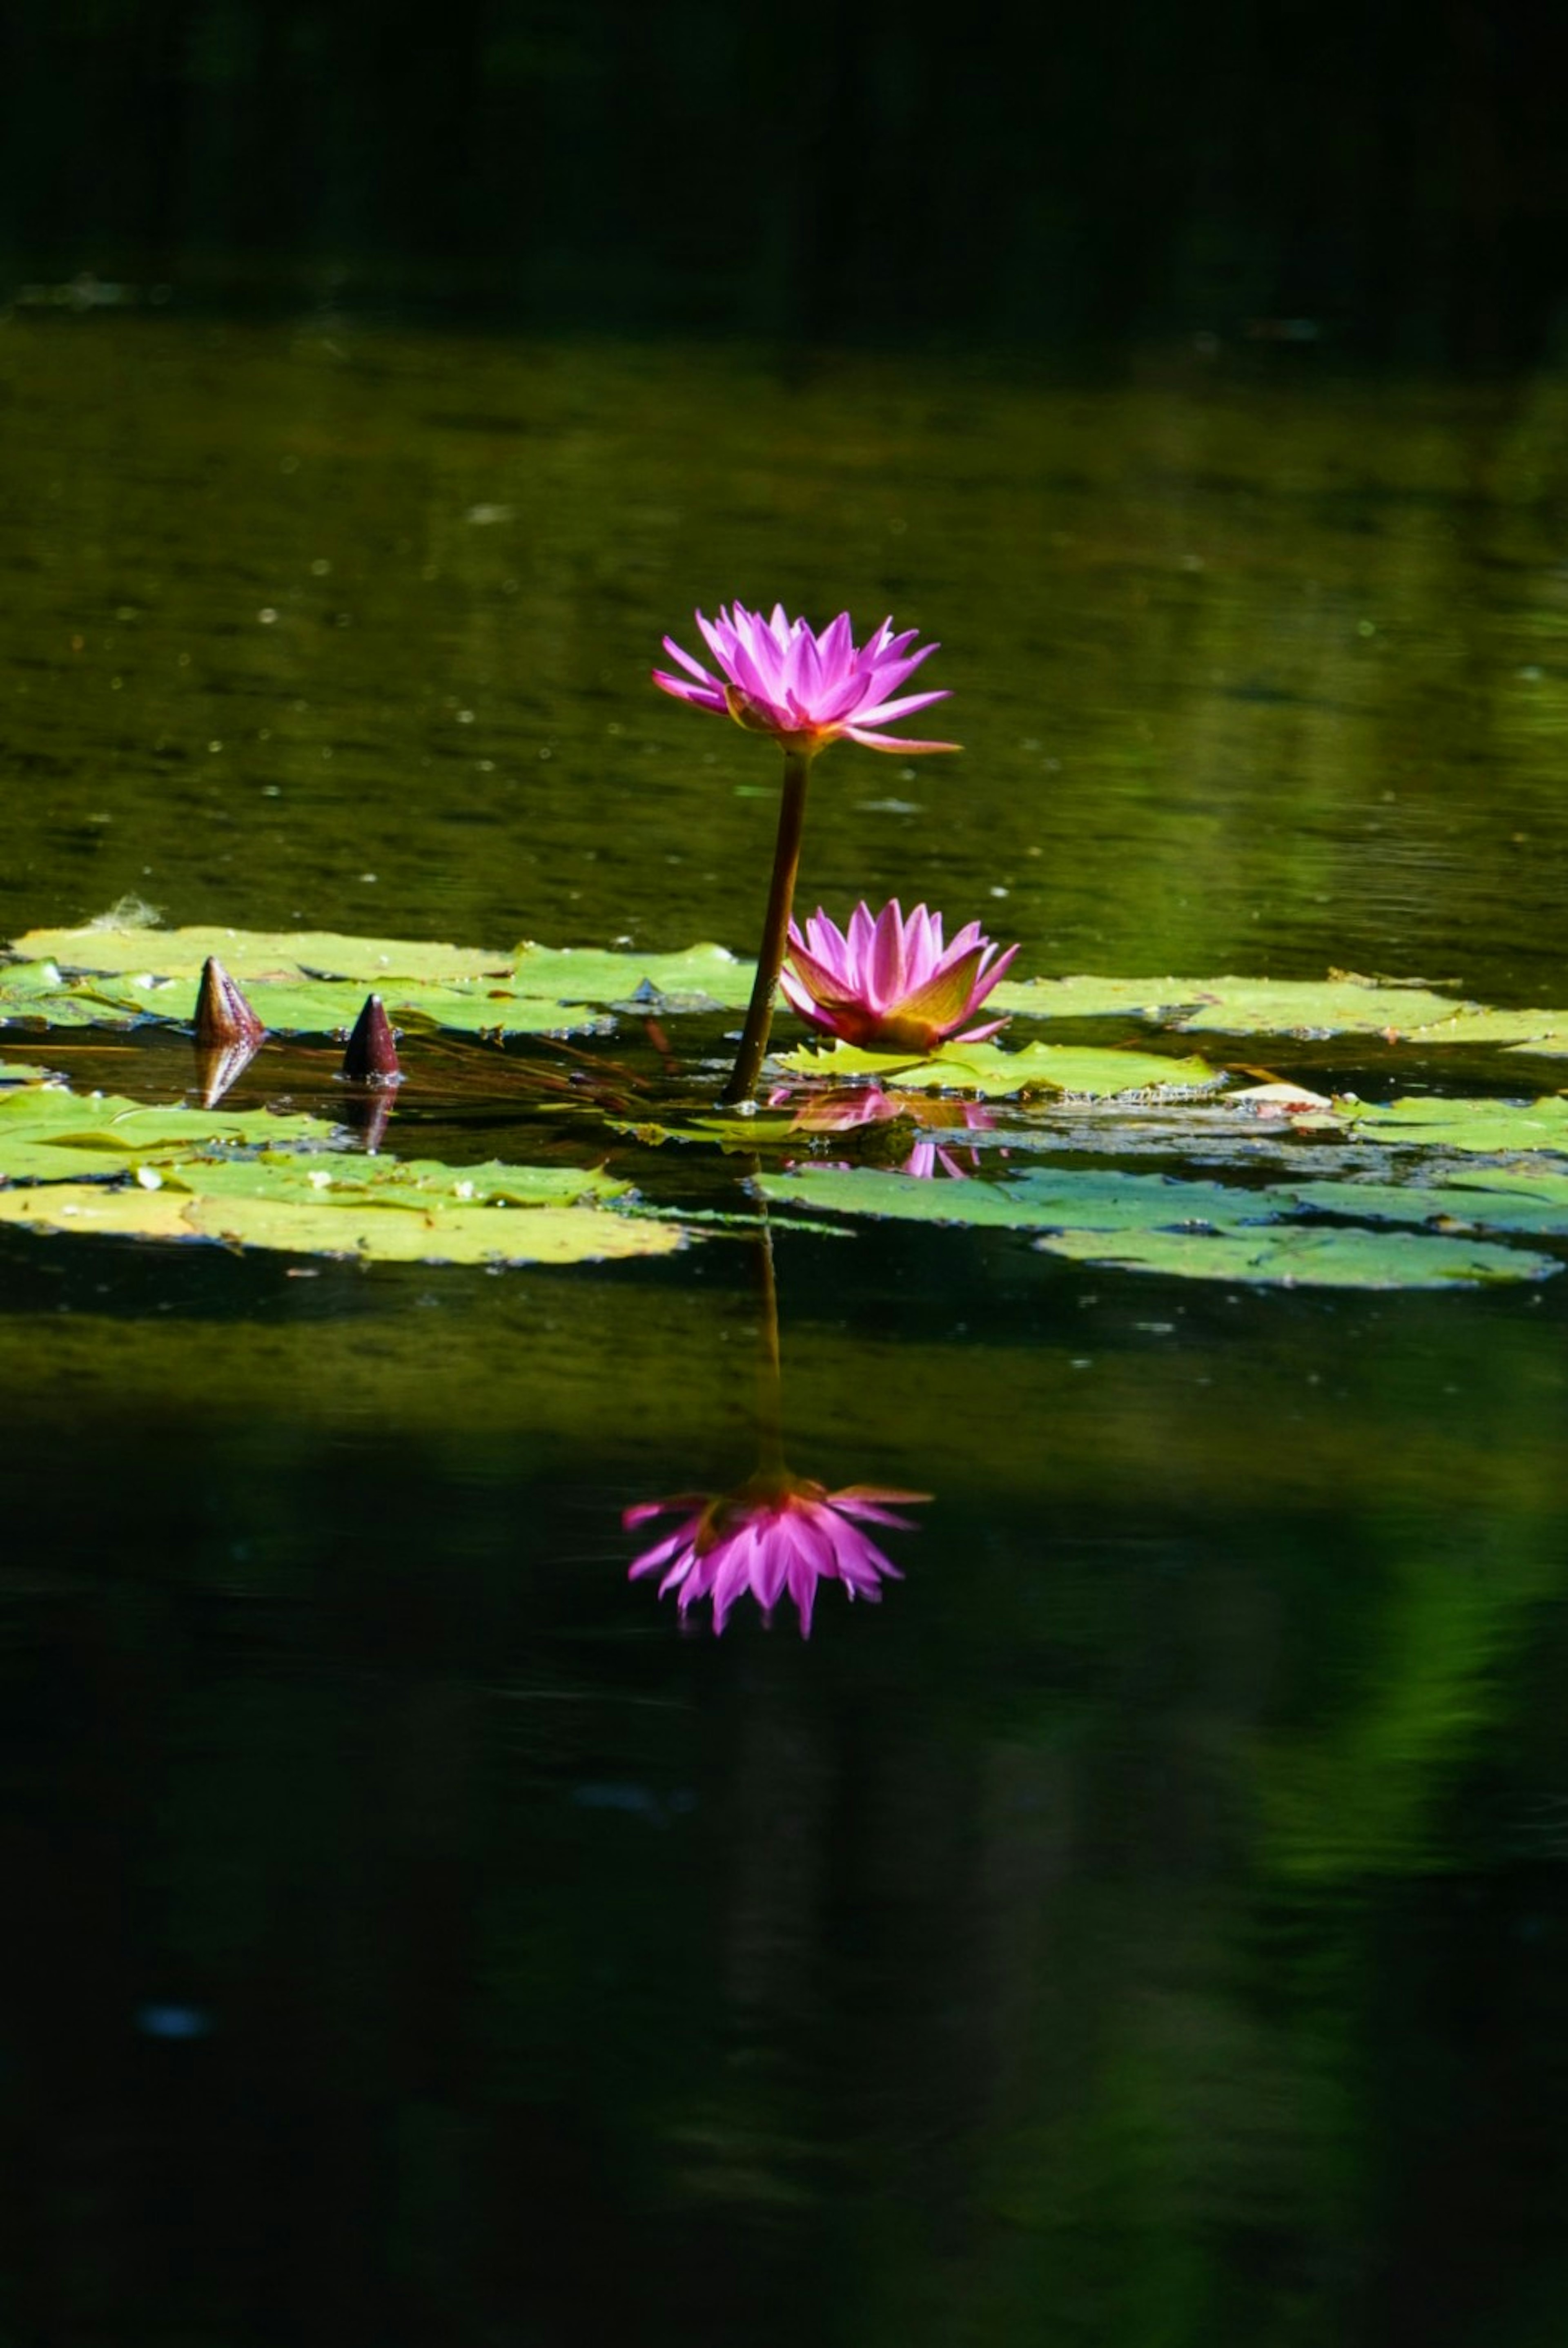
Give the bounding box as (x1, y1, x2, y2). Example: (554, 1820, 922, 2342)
(781, 899, 1018, 1054)
(653, 604, 959, 756)
(625, 1471, 929, 1637)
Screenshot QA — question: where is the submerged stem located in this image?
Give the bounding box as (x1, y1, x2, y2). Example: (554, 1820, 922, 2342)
(720, 745, 813, 1106)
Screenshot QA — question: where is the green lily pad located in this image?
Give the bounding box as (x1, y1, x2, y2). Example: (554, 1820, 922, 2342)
(759, 1164, 1260, 1232)
(757, 1162, 1559, 1288)
(0, 963, 617, 1042)
(772, 1039, 1221, 1099)
(0, 1078, 679, 1266)
(1284, 1169, 1568, 1235)
(155, 1154, 631, 1211)
(0, 1084, 338, 1184)
(510, 941, 755, 1010)
(1036, 1222, 1549, 1288)
(1167, 976, 1477, 1037)
(12, 921, 514, 988)
(1402, 1007, 1568, 1049)
(987, 974, 1199, 1021)
(0, 1175, 681, 1266)
(1, 922, 749, 1038)
(0, 959, 151, 1028)
(1346, 1096, 1568, 1153)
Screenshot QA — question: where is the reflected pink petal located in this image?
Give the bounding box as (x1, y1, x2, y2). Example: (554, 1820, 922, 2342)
(623, 1472, 929, 1638)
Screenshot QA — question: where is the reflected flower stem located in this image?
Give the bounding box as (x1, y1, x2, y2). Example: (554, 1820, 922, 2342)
(752, 1207, 785, 1472)
(720, 746, 813, 1107)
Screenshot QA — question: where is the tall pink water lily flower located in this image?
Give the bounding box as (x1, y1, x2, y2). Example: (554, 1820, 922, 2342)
(782, 899, 1018, 1055)
(653, 604, 959, 756)
(625, 1472, 929, 1637)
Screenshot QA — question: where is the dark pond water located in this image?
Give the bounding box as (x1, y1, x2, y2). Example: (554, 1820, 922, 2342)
(4, 314, 1568, 2346)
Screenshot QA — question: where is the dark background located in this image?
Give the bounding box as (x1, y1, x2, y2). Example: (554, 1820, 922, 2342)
(4, 0, 1568, 366)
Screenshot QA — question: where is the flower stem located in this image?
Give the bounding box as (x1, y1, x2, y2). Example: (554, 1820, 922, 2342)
(721, 745, 813, 1106)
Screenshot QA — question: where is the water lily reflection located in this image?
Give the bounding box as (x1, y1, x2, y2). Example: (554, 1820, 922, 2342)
(625, 1473, 928, 1637)
(625, 1215, 930, 1635)
(771, 1083, 996, 1177)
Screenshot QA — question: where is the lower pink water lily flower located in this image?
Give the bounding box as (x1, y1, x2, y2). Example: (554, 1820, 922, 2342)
(624, 1471, 929, 1636)
(653, 604, 958, 756)
(781, 899, 1018, 1054)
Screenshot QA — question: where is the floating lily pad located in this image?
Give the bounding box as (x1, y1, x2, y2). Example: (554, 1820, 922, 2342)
(1036, 1222, 1548, 1288)
(154, 1154, 631, 1211)
(16, 922, 1568, 1059)
(759, 1164, 1259, 1232)
(1406, 1007, 1568, 1049)
(987, 974, 1198, 1021)
(0, 1084, 337, 1184)
(772, 1039, 1221, 1099)
(91, 967, 575, 1039)
(0, 962, 615, 1043)
(12, 922, 514, 988)
(0, 1174, 681, 1266)
(0, 1078, 678, 1265)
(510, 941, 754, 1010)
(757, 1163, 1558, 1288)
(1166, 976, 1477, 1037)
(1284, 1169, 1568, 1235)
(1346, 1096, 1568, 1153)
(0, 959, 151, 1028)
(2, 921, 751, 1038)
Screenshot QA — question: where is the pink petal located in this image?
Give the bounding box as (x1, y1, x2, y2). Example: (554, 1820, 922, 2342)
(851, 686, 953, 728)
(777, 969, 839, 1031)
(869, 900, 908, 1008)
(831, 1487, 931, 1526)
(903, 903, 936, 984)
(623, 1494, 700, 1531)
(842, 726, 962, 754)
(827, 1519, 900, 1593)
(751, 1523, 792, 1612)
(847, 903, 878, 964)
(787, 1550, 818, 1637)
(709, 1529, 758, 1632)
(661, 636, 716, 684)
(650, 669, 724, 711)
(892, 951, 991, 1035)
(784, 937, 866, 1012)
(800, 909, 853, 978)
(695, 610, 734, 670)
(628, 1527, 695, 1579)
(818, 611, 854, 684)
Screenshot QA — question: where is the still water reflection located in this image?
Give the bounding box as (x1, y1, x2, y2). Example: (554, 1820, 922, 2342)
(1, 318, 1567, 2344)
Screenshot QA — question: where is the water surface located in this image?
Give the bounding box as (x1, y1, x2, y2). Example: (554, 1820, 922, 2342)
(2, 318, 1567, 2346)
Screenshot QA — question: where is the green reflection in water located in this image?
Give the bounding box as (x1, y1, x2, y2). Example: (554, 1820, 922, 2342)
(3, 319, 1568, 2344)
(5, 319, 1568, 1001)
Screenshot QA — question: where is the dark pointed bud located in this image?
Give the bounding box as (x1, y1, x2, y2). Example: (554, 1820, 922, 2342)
(341, 993, 401, 1085)
(194, 956, 265, 1048)
(192, 1034, 262, 1108)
